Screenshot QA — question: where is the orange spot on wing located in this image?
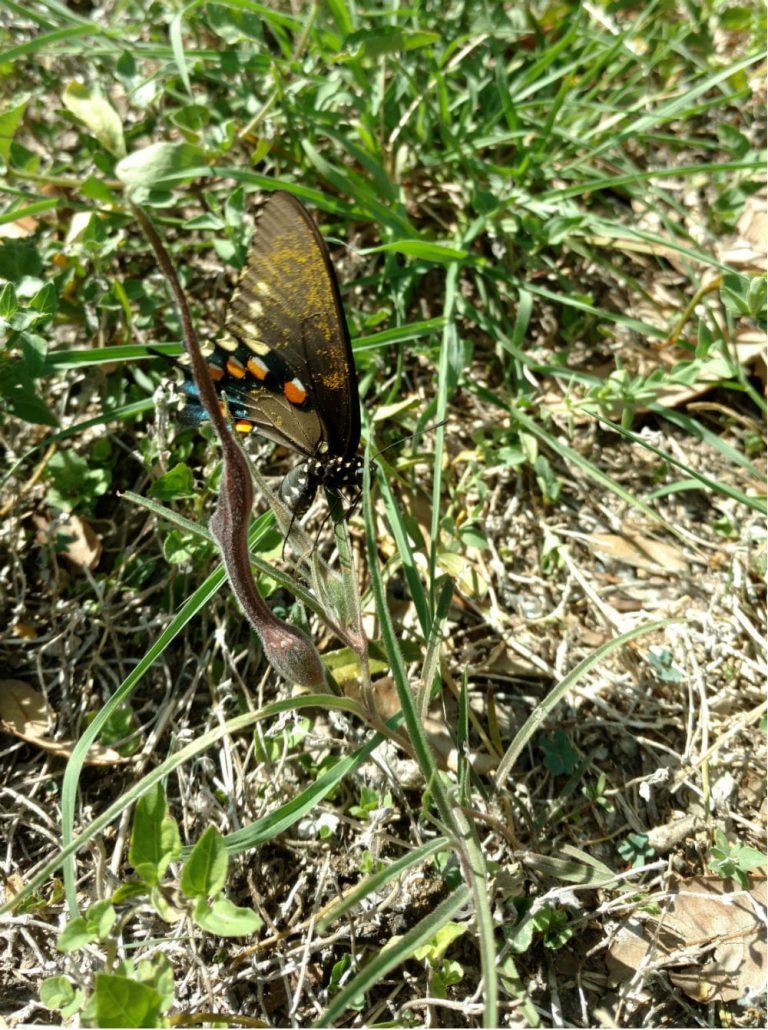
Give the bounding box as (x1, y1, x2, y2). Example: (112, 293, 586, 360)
(226, 358, 247, 379)
(235, 420, 253, 434)
(246, 357, 269, 380)
(208, 364, 225, 382)
(284, 379, 307, 405)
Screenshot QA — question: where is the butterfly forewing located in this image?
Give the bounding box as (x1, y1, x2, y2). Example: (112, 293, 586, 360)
(222, 192, 360, 462)
(176, 190, 365, 516)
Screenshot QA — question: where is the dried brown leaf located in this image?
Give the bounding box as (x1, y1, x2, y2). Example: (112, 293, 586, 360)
(0, 215, 38, 239)
(606, 874, 768, 1004)
(577, 532, 688, 574)
(0, 679, 124, 765)
(34, 513, 102, 569)
(664, 874, 767, 1003)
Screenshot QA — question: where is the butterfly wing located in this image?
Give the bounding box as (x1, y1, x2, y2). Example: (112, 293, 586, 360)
(195, 191, 360, 463)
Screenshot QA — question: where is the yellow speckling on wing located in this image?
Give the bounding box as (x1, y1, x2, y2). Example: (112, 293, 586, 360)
(227, 198, 352, 419)
(320, 368, 346, 391)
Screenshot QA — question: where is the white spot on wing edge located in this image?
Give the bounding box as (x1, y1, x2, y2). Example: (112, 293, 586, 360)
(242, 336, 271, 356)
(218, 334, 238, 353)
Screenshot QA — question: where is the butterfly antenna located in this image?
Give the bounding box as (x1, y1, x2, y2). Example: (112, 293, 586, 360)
(372, 417, 448, 461)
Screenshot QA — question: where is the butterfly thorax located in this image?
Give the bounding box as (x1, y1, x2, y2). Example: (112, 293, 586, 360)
(280, 454, 368, 517)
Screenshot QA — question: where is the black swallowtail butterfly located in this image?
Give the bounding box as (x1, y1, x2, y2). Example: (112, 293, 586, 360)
(180, 191, 365, 517)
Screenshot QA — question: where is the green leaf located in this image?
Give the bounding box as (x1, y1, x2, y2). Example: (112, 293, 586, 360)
(180, 826, 228, 898)
(435, 550, 486, 597)
(40, 975, 84, 1017)
(431, 958, 464, 997)
(18, 331, 48, 375)
(93, 973, 164, 1029)
(39, 975, 74, 1008)
(111, 881, 148, 905)
(212, 237, 237, 263)
(134, 955, 175, 1012)
(708, 828, 768, 887)
(85, 899, 117, 940)
(647, 649, 683, 684)
(224, 185, 245, 229)
(3, 387, 58, 427)
(29, 280, 57, 320)
(402, 30, 441, 50)
(617, 832, 655, 868)
(506, 910, 536, 954)
(720, 4, 756, 29)
(746, 274, 767, 318)
(329, 952, 354, 993)
(62, 82, 126, 159)
(326, 0, 353, 37)
(162, 528, 212, 565)
(82, 175, 117, 204)
(149, 885, 185, 923)
(0, 96, 29, 164)
(344, 26, 439, 58)
(129, 783, 181, 886)
(460, 525, 488, 549)
(148, 463, 197, 501)
(44, 450, 111, 511)
(56, 915, 93, 952)
(115, 142, 208, 188)
(539, 730, 579, 776)
(345, 26, 406, 57)
(96, 704, 140, 757)
(0, 96, 30, 164)
(169, 11, 192, 95)
(732, 844, 768, 869)
(413, 921, 467, 963)
(0, 280, 17, 320)
(720, 270, 760, 318)
(373, 397, 421, 420)
(538, 908, 572, 949)
(192, 894, 263, 936)
(206, 3, 266, 43)
(170, 103, 210, 136)
(369, 239, 468, 262)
